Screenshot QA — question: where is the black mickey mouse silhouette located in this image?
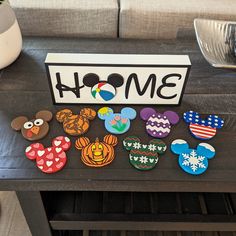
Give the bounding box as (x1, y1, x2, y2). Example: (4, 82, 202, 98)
(83, 73, 124, 101)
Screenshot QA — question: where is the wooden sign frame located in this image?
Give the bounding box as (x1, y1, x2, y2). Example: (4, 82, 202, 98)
(45, 53, 191, 105)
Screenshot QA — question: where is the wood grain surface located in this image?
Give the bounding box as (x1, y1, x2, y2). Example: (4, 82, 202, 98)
(0, 37, 235, 192)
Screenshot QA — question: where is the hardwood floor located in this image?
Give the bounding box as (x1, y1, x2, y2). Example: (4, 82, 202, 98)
(0, 191, 31, 236)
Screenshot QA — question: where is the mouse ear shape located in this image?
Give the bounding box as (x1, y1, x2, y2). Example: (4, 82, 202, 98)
(11, 116, 28, 131)
(123, 136, 141, 150)
(80, 108, 96, 120)
(56, 109, 73, 123)
(83, 73, 100, 87)
(98, 107, 113, 120)
(197, 143, 215, 159)
(183, 111, 200, 124)
(140, 108, 156, 121)
(103, 134, 118, 147)
(164, 111, 179, 125)
(121, 107, 137, 120)
(36, 110, 53, 122)
(149, 139, 167, 154)
(171, 139, 189, 155)
(107, 73, 124, 88)
(75, 137, 90, 150)
(52, 136, 71, 151)
(205, 115, 224, 129)
(25, 143, 45, 160)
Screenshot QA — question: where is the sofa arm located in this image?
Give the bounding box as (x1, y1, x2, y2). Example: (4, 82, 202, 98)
(119, 0, 236, 39)
(9, 0, 119, 38)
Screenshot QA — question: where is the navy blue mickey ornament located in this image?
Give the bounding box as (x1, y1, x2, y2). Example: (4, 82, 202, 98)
(83, 73, 124, 101)
(183, 111, 224, 140)
(98, 107, 136, 134)
(171, 139, 215, 175)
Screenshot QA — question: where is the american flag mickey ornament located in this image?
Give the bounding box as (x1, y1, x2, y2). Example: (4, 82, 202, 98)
(183, 111, 224, 140)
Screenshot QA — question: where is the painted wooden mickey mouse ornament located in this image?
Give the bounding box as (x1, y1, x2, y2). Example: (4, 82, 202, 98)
(171, 139, 215, 175)
(75, 134, 118, 167)
(11, 110, 53, 141)
(98, 107, 136, 134)
(140, 108, 179, 138)
(83, 73, 124, 101)
(56, 108, 96, 136)
(25, 136, 71, 174)
(123, 136, 167, 171)
(183, 111, 224, 140)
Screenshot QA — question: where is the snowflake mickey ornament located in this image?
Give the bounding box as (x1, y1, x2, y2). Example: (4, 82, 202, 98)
(123, 136, 167, 171)
(171, 139, 215, 175)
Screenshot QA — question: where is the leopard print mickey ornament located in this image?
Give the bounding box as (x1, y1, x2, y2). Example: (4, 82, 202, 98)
(56, 108, 96, 136)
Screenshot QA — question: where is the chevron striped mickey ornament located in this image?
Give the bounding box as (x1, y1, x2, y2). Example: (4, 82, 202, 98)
(183, 111, 224, 140)
(140, 108, 179, 138)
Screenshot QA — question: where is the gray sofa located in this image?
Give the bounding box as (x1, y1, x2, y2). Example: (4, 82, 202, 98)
(9, 0, 236, 39)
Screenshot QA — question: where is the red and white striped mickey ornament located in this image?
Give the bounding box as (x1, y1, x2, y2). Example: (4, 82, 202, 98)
(183, 111, 224, 140)
(25, 136, 71, 174)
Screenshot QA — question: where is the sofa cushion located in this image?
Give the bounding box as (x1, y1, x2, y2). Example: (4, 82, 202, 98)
(119, 0, 236, 39)
(9, 0, 118, 38)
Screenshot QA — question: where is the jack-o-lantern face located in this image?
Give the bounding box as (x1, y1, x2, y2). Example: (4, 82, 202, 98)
(75, 135, 118, 167)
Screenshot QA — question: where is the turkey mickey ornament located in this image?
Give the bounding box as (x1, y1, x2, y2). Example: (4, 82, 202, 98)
(11, 110, 53, 141)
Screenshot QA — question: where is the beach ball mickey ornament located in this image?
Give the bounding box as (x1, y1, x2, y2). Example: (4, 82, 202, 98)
(183, 111, 224, 140)
(83, 73, 124, 101)
(171, 139, 215, 175)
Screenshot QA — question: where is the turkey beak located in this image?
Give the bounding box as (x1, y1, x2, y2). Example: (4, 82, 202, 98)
(30, 126, 40, 135)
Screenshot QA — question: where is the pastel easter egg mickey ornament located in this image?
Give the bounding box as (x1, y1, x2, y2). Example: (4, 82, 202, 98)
(171, 139, 215, 175)
(25, 136, 71, 174)
(183, 111, 224, 140)
(140, 108, 179, 138)
(98, 107, 137, 134)
(123, 136, 167, 171)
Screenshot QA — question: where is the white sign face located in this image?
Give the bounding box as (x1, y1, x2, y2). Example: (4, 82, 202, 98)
(45, 53, 191, 105)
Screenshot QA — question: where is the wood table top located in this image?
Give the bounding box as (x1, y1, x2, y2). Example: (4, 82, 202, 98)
(0, 37, 235, 192)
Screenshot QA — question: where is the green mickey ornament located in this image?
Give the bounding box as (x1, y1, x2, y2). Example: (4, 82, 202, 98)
(123, 136, 167, 171)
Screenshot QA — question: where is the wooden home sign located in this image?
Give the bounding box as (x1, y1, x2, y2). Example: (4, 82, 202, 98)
(45, 53, 191, 105)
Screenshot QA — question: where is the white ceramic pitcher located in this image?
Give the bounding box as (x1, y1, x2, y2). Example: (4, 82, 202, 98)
(0, 1, 22, 69)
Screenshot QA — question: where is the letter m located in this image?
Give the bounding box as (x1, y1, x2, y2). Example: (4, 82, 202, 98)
(125, 73, 156, 99)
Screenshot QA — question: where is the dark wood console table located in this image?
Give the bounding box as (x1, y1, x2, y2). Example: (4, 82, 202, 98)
(0, 37, 236, 236)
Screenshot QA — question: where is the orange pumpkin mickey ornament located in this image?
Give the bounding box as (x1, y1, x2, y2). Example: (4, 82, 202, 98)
(75, 135, 118, 167)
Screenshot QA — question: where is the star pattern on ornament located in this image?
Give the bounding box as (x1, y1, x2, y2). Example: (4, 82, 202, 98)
(148, 144, 157, 151)
(133, 142, 141, 149)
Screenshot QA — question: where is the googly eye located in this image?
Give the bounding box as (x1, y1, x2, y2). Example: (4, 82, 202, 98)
(34, 119, 44, 126)
(23, 121, 33, 129)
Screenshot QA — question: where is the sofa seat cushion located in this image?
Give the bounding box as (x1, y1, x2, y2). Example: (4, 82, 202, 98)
(9, 0, 118, 38)
(120, 0, 236, 39)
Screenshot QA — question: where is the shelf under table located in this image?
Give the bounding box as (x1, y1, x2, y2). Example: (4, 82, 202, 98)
(41, 191, 236, 232)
